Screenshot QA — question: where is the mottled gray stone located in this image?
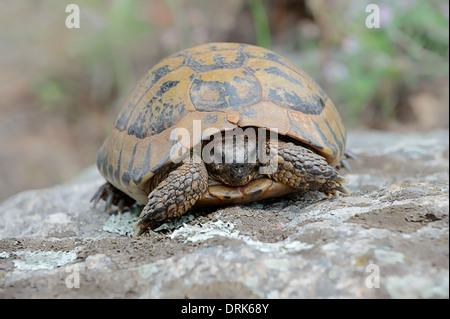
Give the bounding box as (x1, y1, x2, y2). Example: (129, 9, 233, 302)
(0, 130, 448, 298)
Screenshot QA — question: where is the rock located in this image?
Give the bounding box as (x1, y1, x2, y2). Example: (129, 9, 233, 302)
(0, 130, 448, 298)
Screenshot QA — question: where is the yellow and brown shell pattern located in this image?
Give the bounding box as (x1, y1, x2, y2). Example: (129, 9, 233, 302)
(97, 42, 346, 204)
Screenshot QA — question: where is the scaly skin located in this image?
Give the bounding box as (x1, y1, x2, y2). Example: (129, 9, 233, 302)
(134, 157, 209, 236)
(268, 141, 348, 196)
(131, 141, 348, 235)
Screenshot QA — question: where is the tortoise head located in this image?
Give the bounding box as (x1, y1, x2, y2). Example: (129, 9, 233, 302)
(204, 129, 260, 186)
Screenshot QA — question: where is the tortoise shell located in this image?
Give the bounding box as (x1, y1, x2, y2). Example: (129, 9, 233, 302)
(97, 42, 346, 204)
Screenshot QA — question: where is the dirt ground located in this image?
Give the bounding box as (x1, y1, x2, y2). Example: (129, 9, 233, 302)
(0, 130, 448, 299)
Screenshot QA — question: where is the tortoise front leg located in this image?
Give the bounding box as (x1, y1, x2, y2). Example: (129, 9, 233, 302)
(268, 141, 349, 196)
(134, 157, 208, 236)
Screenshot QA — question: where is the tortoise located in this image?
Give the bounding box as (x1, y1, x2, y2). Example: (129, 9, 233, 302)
(92, 42, 351, 236)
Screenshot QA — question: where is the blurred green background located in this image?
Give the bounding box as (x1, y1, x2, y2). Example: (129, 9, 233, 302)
(0, 0, 448, 202)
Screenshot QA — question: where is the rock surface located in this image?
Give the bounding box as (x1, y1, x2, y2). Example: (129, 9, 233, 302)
(0, 130, 448, 298)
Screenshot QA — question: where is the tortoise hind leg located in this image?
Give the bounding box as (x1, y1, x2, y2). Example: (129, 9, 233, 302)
(91, 182, 136, 213)
(134, 157, 208, 236)
(268, 141, 349, 197)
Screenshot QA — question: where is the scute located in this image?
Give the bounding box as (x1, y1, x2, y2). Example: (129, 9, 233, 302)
(187, 49, 247, 72)
(184, 42, 243, 55)
(190, 68, 261, 111)
(114, 54, 187, 133)
(247, 58, 325, 115)
(97, 42, 346, 202)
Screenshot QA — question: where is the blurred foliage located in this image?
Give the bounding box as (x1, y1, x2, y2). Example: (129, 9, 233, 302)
(307, 0, 449, 126)
(0, 0, 448, 201)
(51, 0, 151, 110)
(28, 0, 245, 119)
(3, 0, 449, 127)
(248, 0, 271, 47)
(81, 0, 149, 95)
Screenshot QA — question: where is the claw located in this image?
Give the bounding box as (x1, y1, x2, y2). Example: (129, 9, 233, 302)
(90, 188, 104, 208)
(105, 192, 115, 214)
(133, 219, 148, 237)
(335, 176, 347, 184)
(336, 185, 350, 195)
(91, 194, 100, 208)
(340, 159, 353, 172)
(118, 199, 125, 213)
(338, 150, 360, 172)
(133, 227, 148, 237)
(345, 150, 360, 163)
(91, 182, 136, 214)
